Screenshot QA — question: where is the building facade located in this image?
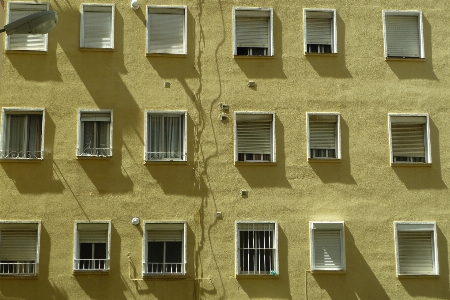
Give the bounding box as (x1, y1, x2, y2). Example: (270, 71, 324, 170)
(0, 0, 449, 299)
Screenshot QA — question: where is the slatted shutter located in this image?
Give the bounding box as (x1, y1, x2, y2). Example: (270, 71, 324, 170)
(398, 231, 434, 274)
(306, 11, 333, 46)
(148, 7, 185, 54)
(80, 113, 111, 122)
(385, 14, 421, 58)
(391, 116, 426, 161)
(8, 3, 48, 51)
(309, 115, 337, 151)
(82, 5, 114, 49)
(235, 16, 269, 48)
(0, 230, 37, 261)
(78, 223, 108, 243)
(236, 114, 273, 156)
(148, 223, 183, 241)
(313, 230, 342, 270)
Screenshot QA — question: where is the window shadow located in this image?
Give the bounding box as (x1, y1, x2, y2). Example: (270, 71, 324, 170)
(386, 16, 438, 80)
(305, 13, 352, 78)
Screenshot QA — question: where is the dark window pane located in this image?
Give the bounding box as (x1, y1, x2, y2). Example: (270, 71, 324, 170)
(165, 241, 182, 263)
(237, 47, 249, 55)
(148, 242, 164, 263)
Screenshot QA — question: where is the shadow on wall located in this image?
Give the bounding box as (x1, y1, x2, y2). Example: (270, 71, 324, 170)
(392, 119, 447, 189)
(309, 228, 390, 300)
(0, 114, 64, 194)
(386, 16, 438, 80)
(305, 13, 352, 78)
(309, 117, 356, 184)
(235, 117, 291, 188)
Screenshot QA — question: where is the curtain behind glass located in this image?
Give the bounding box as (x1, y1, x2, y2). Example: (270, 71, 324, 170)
(165, 117, 180, 159)
(5, 114, 42, 158)
(27, 115, 42, 158)
(149, 116, 163, 159)
(83, 121, 95, 154)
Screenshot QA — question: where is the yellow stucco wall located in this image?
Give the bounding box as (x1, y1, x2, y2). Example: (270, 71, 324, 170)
(0, 0, 449, 299)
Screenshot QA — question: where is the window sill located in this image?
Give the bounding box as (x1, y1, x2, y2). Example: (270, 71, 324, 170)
(391, 162, 432, 167)
(146, 53, 187, 58)
(5, 50, 47, 54)
(234, 55, 274, 59)
(236, 274, 279, 279)
(310, 269, 346, 274)
(143, 273, 187, 279)
(234, 161, 276, 166)
(145, 160, 187, 165)
(397, 274, 439, 278)
(80, 47, 114, 52)
(385, 57, 425, 62)
(0, 158, 43, 162)
(0, 274, 38, 279)
(77, 155, 112, 159)
(308, 158, 341, 163)
(304, 52, 338, 57)
(73, 269, 110, 275)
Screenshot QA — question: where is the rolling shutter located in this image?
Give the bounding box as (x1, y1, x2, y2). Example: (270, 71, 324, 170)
(385, 15, 420, 58)
(235, 10, 269, 48)
(313, 230, 342, 270)
(148, 223, 184, 241)
(82, 6, 113, 49)
(81, 113, 111, 122)
(8, 3, 48, 51)
(398, 231, 434, 274)
(78, 223, 108, 243)
(309, 115, 337, 150)
(237, 114, 272, 155)
(306, 12, 333, 45)
(391, 124, 425, 158)
(148, 8, 185, 54)
(0, 230, 37, 261)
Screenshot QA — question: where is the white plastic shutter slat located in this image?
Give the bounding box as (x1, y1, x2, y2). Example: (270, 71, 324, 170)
(8, 4, 47, 51)
(392, 124, 425, 157)
(398, 231, 434, 274)
(385, 15, 420, 58)
(79, 230, 107, 243)
(149, 11, 184, 54)
(306, 18, 332, 45)
(0, 230, 37, 260)
(83, 10, 113, 48)
(313, 230, 342, 270)
(310, 122, 336, 149)
(148, 230, 182, 241)
(236, 17, 269, 48)
(237, 122, 271, 154)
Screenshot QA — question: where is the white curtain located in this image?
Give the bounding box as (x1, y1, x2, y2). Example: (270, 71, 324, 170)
(6, 115, 41, 158)
(149, 116, 181, 159)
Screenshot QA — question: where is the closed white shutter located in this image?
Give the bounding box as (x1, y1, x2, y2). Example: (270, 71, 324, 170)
(398, 231, 434, 274)
(391, 124, 425, 157)
(306, 12, 333, 45)
(0, 230, 37, 260)
(313, 230, 342, 270)
(309, 116, 336, 150)
(237, 120, 272, 154)
(8, 3, 48, 51)
(385, 15, 420, 58)
(148, 8, 185, 54)
(148, 223, 184, 241)
(235, 16, 269, 48)
(78, 223, 108, 243)
(81, 113, 111, 122)
(82, 6, 113, 49)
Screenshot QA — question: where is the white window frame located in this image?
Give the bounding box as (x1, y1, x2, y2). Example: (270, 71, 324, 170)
(394, 222, 438, 276)
(144, 111, 187, 162)
(234, 112, 276, 163)
(80, 4, 115, 49)
(146, 5, 187, 55)
(310, 222, 345, 272)
(233, 7, 274, 57)
(6, 2, 49, 52)
(304, 9, 337, 54)
(0, 108, 46, 160)
(77, 109, 113, 158)
(389, 113, 431, 165)
(143, 221, 187, 277)
(307, 112, 341, 160)
(73, 221, 111, 273)
(383, 10, 424, 59)
(235, 221, 278, 276)
(0, 221, 41, 276)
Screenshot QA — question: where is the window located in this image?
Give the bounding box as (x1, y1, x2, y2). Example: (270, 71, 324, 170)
(74, 222, 111, 272)
(81, 4, 114, 49)
(383, 11, 424, 58)
(394, 222, 438, 276)
(77, 110, 112, 157)
(389, 114, 431, 164)
(1, 108, 45, 160)
(143, 222, 187, 276)
(6, 2, 49, 51)
(310, 222, 345, 271)
(234, 8, 273, 56)
(146, 6, 187, 55)
(236, 222, 278, 276)
(145, 111, 187, 162)
(304, 9, 337, 54)
(307, 113, 340, 160)
(0, 222, 41, 276)
(235, 112, 275, 163)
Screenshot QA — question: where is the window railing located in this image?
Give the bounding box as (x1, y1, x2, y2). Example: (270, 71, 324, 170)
(146, 152, 184, 161)
(78, 147, 111, 157)
(0, 150, 42, 159)
(0, 261, 37, 275)
(74, 259, 110, 271)
(145, 262, 185, 274)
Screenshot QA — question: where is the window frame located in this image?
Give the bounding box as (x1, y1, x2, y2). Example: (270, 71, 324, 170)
(310, 221, 345, 272)
(307, 112, 341, 161)
(234, 112, 276, 163)
(0, 221, 41, 277)
(73, 221, 111, 273)
(77, 109, 113, 158)
(144, 110, 187, 163)
(6, 2, 49, 52)
(235, 221, 279, 277)
(304, 9, 337, 54)
(143, 221, 187, 277)
(388, 113, 431, 165)
(383, 10, 424, 59)
(80, 3, 115, 50)
(146, 5, 187, 55)
(0, 108, 46, 161)
(394, 222, 439, 276)
(233, 7, 274, 57)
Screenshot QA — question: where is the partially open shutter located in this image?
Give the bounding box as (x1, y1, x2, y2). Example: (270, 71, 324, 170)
(398, 231, 434, 274)
(81, 113, 111, 122)
(148, 223, 183, 241)
(235, 10, 269, 48)
(148, 8, 185, 54)
(83, 6, 113, 49)
(78, 223, 108, 243)
(391, 124, 425, 157)
(306, 12, 333, 45)
(313, 230, 342, 270)
(310, 123, 336, 150)
(385, 15, 420, 58)
(237, 119, 272, 154)
(0, 230, 37, 260)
